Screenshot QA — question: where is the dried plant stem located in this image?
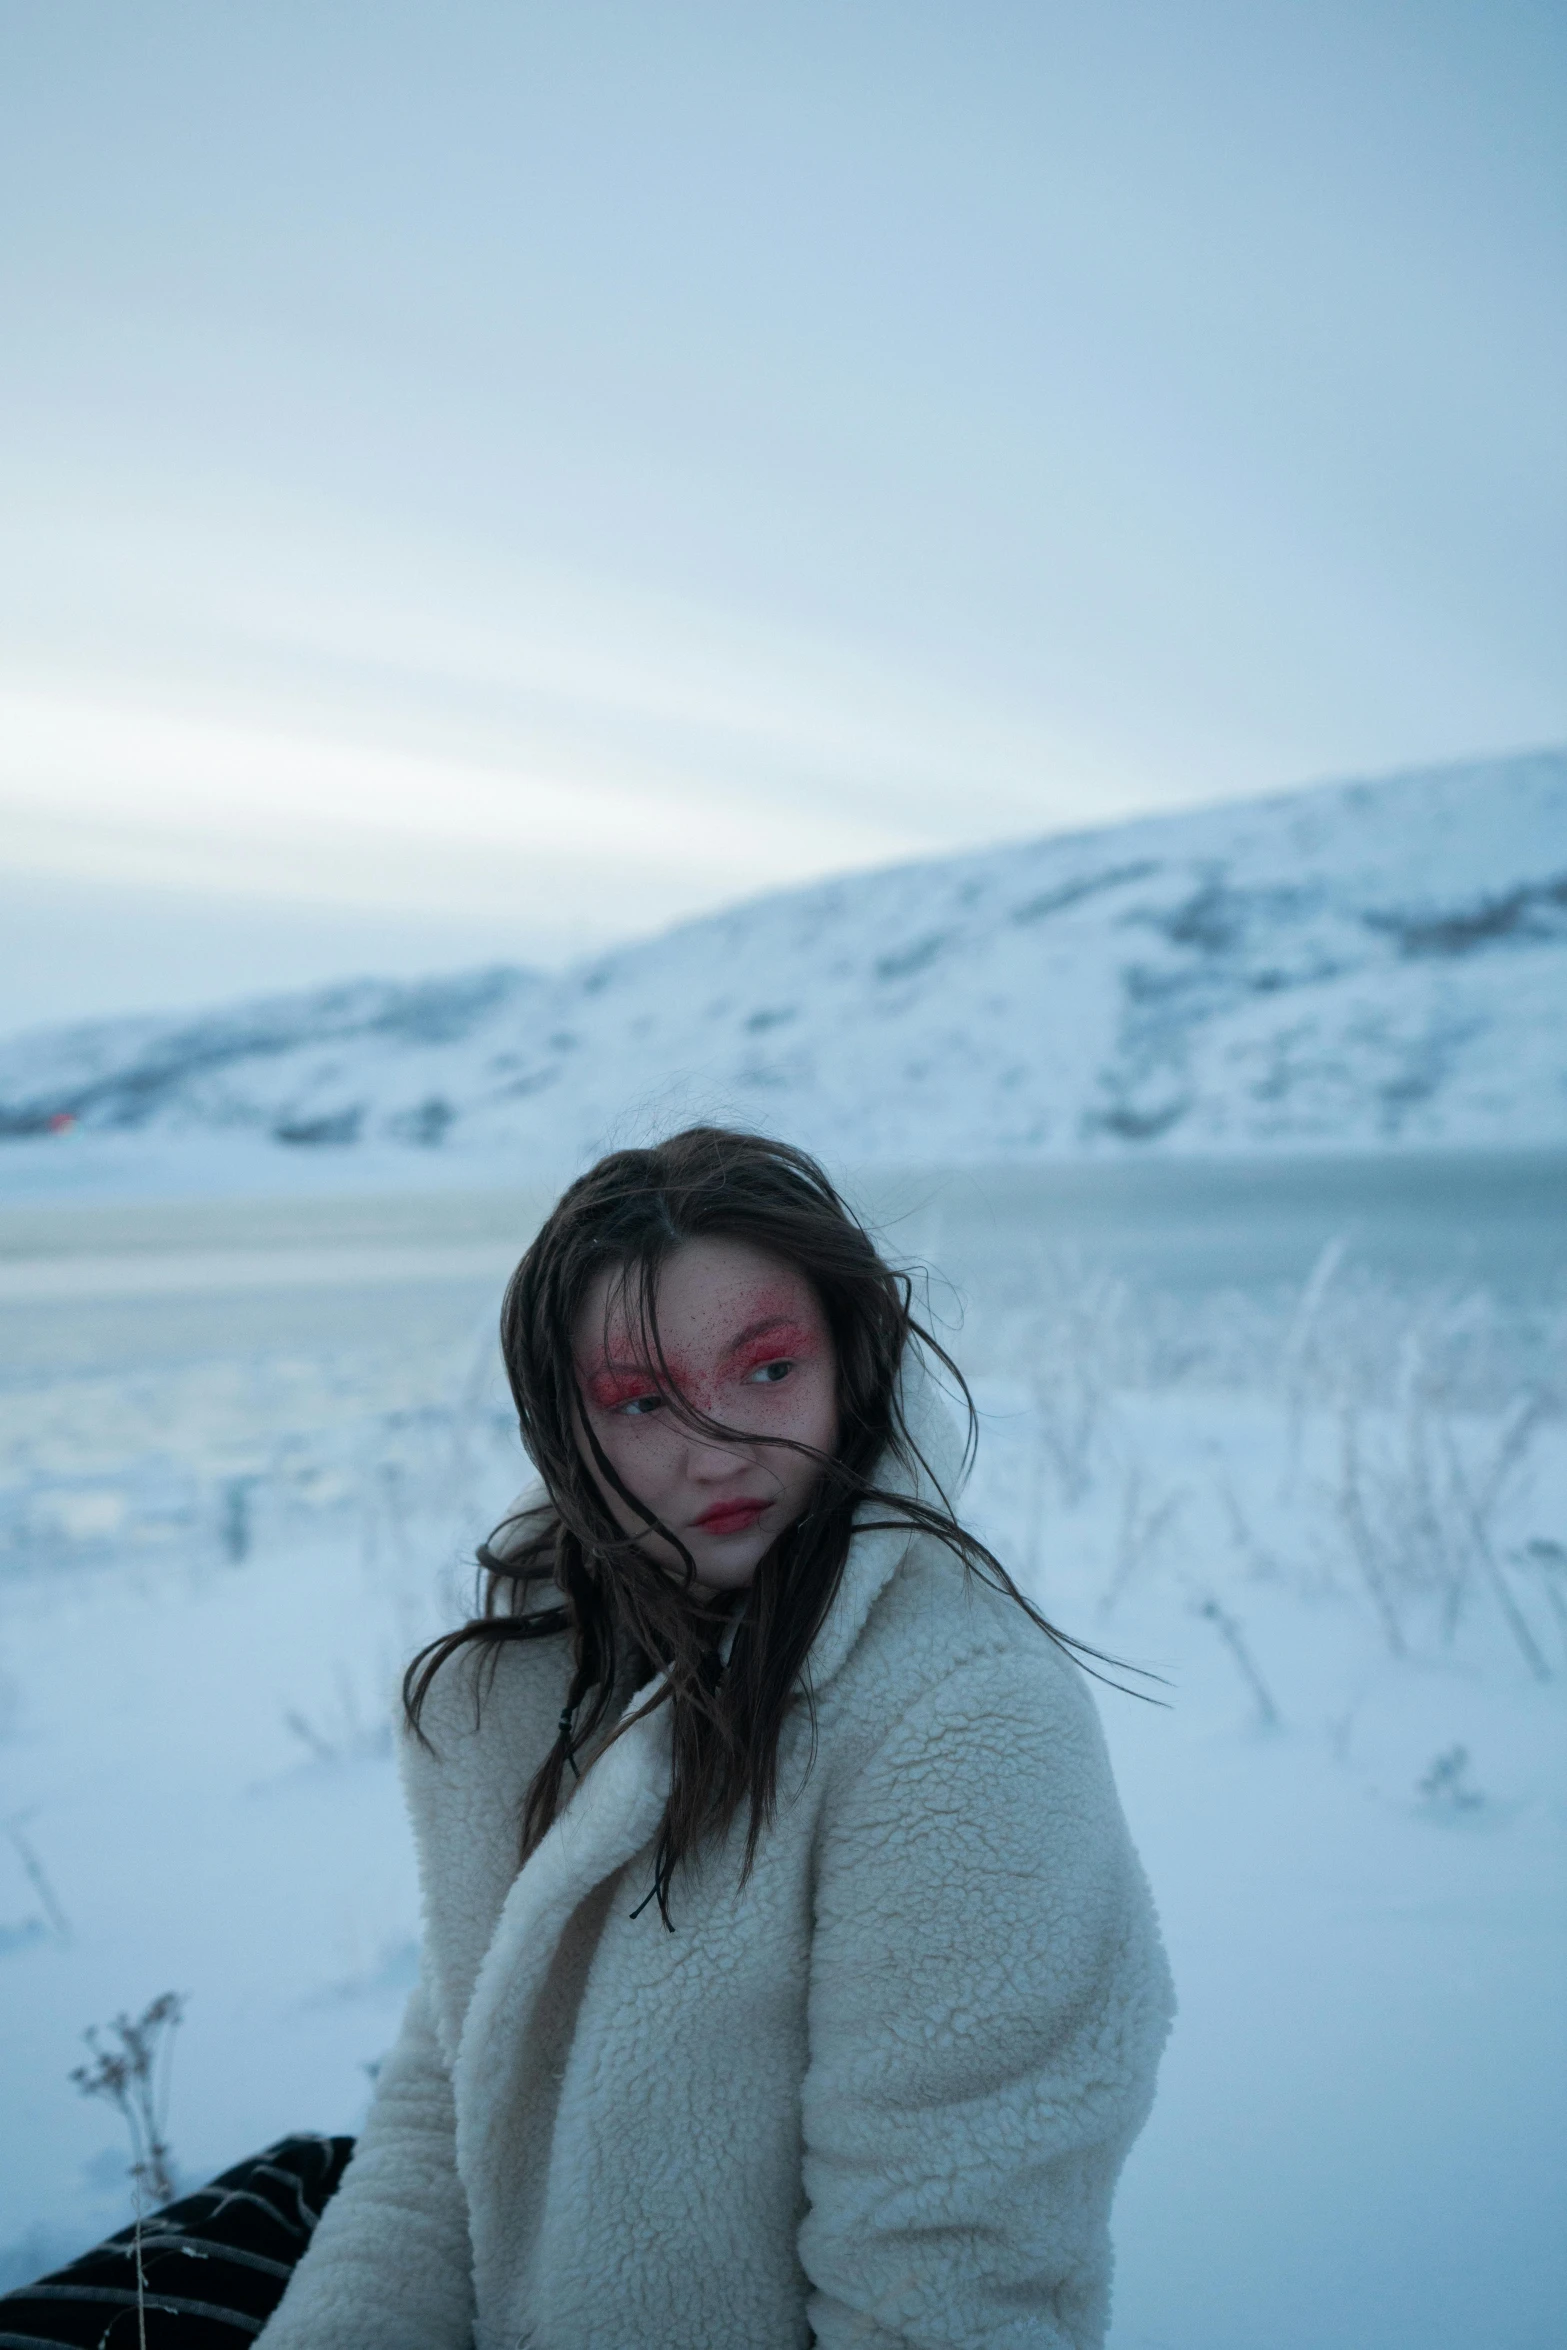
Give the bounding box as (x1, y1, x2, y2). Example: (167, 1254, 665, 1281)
(1336, 1411, 1406, 1656)
(1526, 1551, 1567, 1651)
(1191, 1592, 1281, 1728)
(1440, 1424, 1552, 1682)
(134, 2171, 147, 2350)
(1282, 1235, 1348, 1475)
(1101, 1469, 1186, 1615)
(71, 1992, 185, 2212)
(4, 1818, 71, 1943)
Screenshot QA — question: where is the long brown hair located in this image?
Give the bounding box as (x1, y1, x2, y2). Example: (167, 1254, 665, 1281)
(405, 1126, 1090, 1924)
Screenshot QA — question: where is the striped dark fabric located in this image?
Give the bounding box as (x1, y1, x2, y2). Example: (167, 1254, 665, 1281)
(0, 2135, 354, 2348)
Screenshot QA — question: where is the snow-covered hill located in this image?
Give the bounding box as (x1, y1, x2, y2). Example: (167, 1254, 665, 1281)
(3, 749, 1564, 1178)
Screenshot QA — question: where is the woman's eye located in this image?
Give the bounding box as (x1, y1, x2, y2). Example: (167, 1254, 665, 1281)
(617, 1392, 663, 1417)
(747, 1358, 794, 1385)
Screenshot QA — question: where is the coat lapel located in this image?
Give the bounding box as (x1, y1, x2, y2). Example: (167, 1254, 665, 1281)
(451, 1681, 672, 2318)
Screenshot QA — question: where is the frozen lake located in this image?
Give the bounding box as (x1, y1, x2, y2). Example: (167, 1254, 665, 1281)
(3, 1146, 1562, 1365)
(875, 1147, 1567, 1300)
(1, 1151, 1563, 2348)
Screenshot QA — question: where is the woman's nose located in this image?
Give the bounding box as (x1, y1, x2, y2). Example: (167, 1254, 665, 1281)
(682, 1428, 749, 1479)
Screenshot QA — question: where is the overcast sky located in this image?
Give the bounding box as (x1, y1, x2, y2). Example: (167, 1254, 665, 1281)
(2, 0, 1562, 1028)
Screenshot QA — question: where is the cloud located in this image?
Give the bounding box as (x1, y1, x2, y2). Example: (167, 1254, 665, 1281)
(0, 677, 924, 928)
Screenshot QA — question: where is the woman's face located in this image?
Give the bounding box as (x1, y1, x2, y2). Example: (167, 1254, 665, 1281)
(571, 1235, 839, 1592)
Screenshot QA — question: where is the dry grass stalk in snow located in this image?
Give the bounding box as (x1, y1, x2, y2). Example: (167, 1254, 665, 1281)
(70, 1991, 187, 2350)
(1187, 1592, 1281, 1729)
(71, 1991, 185, 2210)
(1331, 1381, 1556, 1670)
(4, 1816, 72, 1944)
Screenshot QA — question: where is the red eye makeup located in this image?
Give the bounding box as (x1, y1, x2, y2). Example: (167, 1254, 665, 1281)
(584, 1367, 662, 1412)
(730, 1318, 811, 1375)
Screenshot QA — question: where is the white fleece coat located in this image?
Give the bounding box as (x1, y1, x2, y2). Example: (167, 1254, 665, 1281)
(260, 1375, 1172, 2350)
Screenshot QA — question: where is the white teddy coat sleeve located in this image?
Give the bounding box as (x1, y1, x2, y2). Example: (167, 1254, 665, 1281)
(799, 1641, 1165, 2348)
(258, 1974, 473, 2349)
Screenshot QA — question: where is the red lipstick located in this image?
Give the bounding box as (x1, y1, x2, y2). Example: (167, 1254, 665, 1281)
(694, 1498, 768, 1536)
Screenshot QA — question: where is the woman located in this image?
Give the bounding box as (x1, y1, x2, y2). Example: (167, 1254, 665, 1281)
(261, 1125, 1174, 2347)
(246, 1127, 1171, 2347)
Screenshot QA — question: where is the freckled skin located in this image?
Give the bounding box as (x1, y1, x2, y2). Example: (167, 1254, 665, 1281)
(572, 1237, 839, 1593)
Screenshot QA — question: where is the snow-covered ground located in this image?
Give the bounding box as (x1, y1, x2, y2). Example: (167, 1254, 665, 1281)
(2, 749, 1564, 1194)
(1, 1161, 1563, 2347)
